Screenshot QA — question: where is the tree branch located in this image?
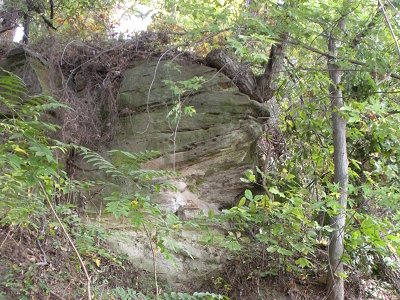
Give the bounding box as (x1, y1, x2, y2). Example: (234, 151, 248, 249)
(205, 48, 258, 99)
(255, 32, 289, 102)
(49, 0, 54, 20)
(206, 33, 289, 103)
(378, 0, 400, 60)
(0, 25, 17, 34)
(279, 37, 400, 80)
(352, 7, 380, 47)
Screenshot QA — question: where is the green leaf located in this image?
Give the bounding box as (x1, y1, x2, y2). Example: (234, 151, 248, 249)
(244, 189, 253, 201)
(244, 169, 256, 183)
(269, 186, 285, 197)
(237, 197, 246, 207)
(266, 245, 278, 253)
(277, 247, 293, 256)
(295, 257, 312, 268)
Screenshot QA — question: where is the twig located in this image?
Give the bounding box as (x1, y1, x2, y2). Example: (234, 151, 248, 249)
(143, 224, 159, 298)
(0, 226, 14, 249)
(36, 239, 48, 266)
(0, 25, 18, 34)
(39, 182, 92, 300)
(60, 40, 78, 66)
(21, 46, 49, 66)
(50, 291, 66, 300)
(65, 42, 126, 87)
(274, 36, 400, 80)
(378, 0, 400, 60)
(171, 114, 180, 172)
(135, 46, 176, 135)
(49, 0, 54, 20)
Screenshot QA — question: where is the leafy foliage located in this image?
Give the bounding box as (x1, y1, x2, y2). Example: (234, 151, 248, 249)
(214, 171, 321, 277)
(2, 0, 400, 297)
(1, 0, 124, 41)
(0, 71, 113, 299)
(151, 0, 400, 290)
(111, 288, 228, 300)
(164, 74, 205, 122)
(0, 70, 72, 227)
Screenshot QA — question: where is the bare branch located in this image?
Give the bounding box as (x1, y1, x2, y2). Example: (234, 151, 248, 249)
(39, 182, 92, 300)
(0, 24, 17, 34)
(279, 37, 400, 80)
(49, 0, 54, 20)
(378, 0, 400, 60)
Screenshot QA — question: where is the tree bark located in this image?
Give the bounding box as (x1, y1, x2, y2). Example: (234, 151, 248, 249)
(254, 33, 289, 102)
(22, 12, 30, 44)
(326, 30, 348, 300)
(205, 33, 288, 104)
(205, 48, 258, 99)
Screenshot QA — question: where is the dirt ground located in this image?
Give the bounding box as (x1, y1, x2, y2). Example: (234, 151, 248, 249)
(1, 226, 399, 300)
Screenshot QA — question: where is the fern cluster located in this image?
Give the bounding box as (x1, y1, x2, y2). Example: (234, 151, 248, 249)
(78, 147, 174, 182)
(0, 70, 70, 226)
(111, 287, 228, 300)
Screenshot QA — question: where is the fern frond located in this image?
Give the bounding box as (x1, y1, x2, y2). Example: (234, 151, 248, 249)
(0, 71, 67, 123)
(0, 71, 26, 94)
(79, 149, 124, 178)
(108, 149, 160, 170)
(110, 288, 228, 300)
(22, 95, 70, 115)
(162, 292, 228, 300)
(128, 169, 175, 181)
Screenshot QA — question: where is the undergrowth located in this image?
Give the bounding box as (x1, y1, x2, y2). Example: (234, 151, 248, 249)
(0, 69, 227, 299)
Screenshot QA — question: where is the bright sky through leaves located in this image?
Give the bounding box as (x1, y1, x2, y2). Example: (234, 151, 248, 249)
(13, 1, 154, 42)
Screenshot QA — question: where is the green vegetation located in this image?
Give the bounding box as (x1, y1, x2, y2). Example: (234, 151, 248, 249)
(1, 0, 400, 299)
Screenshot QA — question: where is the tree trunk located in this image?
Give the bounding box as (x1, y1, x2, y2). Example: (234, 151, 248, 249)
(205, 48, 258, 100)
(205, 33, 288, 104)
(326, 30, 348, 300)
(254, 33, 289, 102)
(22, 12, 30, 44)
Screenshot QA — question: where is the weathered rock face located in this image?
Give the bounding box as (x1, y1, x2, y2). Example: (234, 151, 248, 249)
(0, 50, 265, 214)
(105, 225, 226, 289)
(105, 61, 266, 287)
(113, 60, 265, 213)
(0, 47, 54, 95)
(0, 51, 267, 288)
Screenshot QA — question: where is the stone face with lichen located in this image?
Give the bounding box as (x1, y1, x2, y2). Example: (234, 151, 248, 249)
(0, 51, 267, 288)
(114, 59, 264, 215)
(107, 60, 266, 287)
(0, 50, 266, 214)
(0, 47, 54, 95)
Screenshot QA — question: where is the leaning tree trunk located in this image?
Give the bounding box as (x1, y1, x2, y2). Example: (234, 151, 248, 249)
(326, 30, 348, 300)
(205, 35, 288, 191)
(205, 33, 289, 105)
(205, 48, 258, 99)
(254, 33, 289, 103)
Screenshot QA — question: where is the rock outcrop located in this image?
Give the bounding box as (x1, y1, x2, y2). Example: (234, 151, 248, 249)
(113, 59, 265, 215)
(0, 49, 267, 288)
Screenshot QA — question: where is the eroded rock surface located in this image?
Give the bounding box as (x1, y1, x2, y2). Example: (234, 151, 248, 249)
(105, 225, 226, 289)
(113, 59, 265, 215)
(1, 51, 267, 289)
(105, 60, 267, 286)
